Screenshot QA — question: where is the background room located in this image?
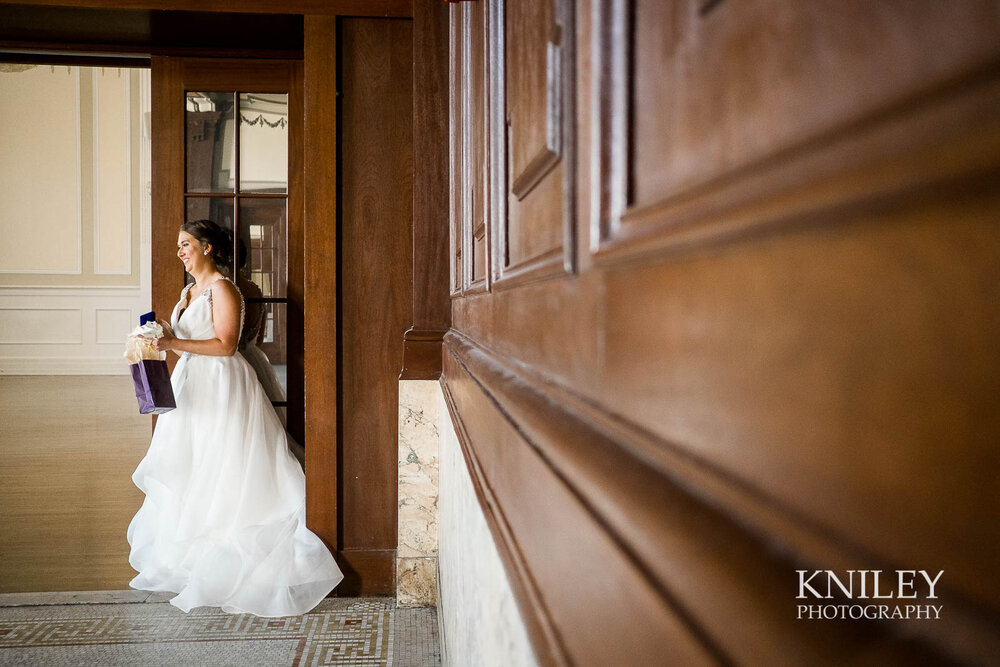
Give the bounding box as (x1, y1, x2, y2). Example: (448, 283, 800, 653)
(0, 63, 151, 592)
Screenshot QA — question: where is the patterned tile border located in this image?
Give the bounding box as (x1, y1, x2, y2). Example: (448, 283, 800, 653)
(0, 598, 396, 667)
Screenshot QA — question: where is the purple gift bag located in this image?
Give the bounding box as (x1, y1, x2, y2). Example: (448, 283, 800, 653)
(129, 359, 176, 414)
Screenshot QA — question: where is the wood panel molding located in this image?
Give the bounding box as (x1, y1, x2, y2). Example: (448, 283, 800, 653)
(508, 32, 562, 202)
(447, 3, 463, 297)
(442, 329, 1000, 665)
(399, 328, 447, 381)
(491, 0, 576, 290)
(457, 1, 489, 294)
(590, 0, 1000, 265)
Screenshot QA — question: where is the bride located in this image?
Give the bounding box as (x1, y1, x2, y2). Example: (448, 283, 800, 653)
(127, 218, 343, 617)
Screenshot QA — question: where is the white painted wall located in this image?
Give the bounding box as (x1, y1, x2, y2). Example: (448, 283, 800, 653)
(0, 66, 150, 375)
(437, 388, 538, 667)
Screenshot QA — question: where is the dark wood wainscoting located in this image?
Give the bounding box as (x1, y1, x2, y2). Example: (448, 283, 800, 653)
(336, 16, 414, 596)
(443, 0, 1000, 664)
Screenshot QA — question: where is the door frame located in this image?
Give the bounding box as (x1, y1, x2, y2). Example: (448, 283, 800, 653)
(149, 56, 306, 454)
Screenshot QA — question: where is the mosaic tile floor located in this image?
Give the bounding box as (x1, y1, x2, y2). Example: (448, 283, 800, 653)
(0, 594, 440, 667)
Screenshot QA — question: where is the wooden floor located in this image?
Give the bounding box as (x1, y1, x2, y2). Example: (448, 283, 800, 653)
(0, 376, 149, 593)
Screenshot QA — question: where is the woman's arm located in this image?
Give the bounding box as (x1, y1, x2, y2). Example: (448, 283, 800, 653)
(152, 281, 241, 357)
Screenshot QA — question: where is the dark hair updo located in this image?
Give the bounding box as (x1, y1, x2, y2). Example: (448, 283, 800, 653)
(180, 219, 233, 270)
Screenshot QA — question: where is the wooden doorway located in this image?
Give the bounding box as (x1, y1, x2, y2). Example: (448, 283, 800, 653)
(150, 57, 304, 443)
(153, 24, 414, 595)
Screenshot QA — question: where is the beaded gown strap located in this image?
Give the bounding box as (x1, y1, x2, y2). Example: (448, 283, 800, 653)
(205, 276, 246, 334)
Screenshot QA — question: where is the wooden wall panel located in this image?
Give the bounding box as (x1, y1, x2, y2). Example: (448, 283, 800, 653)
(446, 0, 1000, 662)
(498, 0, 575, 285)
(442, 347, 717, 666)
(593, 0, 1000, 252)
(338, 17, 413, 595)
(629, 0, 1000, 206)
(465, 1, 488, 288)
(400, 0, 450, 381)
(304, 15, 339, 551)
(448, 4, 463, 296)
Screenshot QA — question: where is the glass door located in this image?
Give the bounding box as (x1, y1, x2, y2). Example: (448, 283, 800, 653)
(184, 91, 291, 419)
(152, 58, 303, 443)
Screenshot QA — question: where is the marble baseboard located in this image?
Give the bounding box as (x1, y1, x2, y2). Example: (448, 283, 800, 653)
(397, 557, 438, 608)
(398, 380, 442, 607)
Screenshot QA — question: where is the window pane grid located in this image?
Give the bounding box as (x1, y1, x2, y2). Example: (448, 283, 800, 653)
(185, 90, 289, 416)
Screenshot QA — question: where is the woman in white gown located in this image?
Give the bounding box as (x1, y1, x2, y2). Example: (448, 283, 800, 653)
(127, 219, 343, 617)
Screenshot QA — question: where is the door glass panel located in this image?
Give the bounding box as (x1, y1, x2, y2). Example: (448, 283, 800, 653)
(239, 93, 288, 193)
(185, 197, 235, 273)
(238, 198, 287, 298)
(185, 92, 235, 193)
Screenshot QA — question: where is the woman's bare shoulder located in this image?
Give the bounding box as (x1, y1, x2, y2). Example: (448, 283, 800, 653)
(208, 276, 241, 306)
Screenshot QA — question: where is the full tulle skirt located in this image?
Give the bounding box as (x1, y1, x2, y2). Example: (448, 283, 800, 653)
(127, 352, 343, 617)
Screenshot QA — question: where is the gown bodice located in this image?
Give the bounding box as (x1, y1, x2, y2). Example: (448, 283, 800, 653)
(170, 277, 245, 346)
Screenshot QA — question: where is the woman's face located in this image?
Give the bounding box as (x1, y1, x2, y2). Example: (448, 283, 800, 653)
(177, 231, 209, 273)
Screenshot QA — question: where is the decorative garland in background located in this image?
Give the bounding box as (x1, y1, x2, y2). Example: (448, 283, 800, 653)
(240, 113, 287, 129)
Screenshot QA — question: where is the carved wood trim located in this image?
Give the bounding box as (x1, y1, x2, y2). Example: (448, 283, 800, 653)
(590, 1, 1000, 266)
(492, 0, 576, 289)
(459, 4, 474, 291)
(509, 142, 559, 202)
(589, 0, 631, 253)
(487, 0, 507, 287)
(490, 247, 562, 291)
(600, 64, 1000, 264)
(442, 329, 1000, 664)
(459, 1, 490, 295)
(508, 24, 562, 201)
(448, 4, 463, 297)
(399, 328, 447, 380)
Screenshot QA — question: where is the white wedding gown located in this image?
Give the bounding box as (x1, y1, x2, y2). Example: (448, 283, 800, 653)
(127, 277, 343, 616)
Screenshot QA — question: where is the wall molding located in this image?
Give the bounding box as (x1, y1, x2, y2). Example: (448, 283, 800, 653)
(442, 329, 1000, 664)
(0, 286, 142, 295)
(591, 12, 1000, 264)
(0, 307, 82, 345)
(0, 357, 128, 375)
(399, 328, 446, 380)
(93, 67, 134, 276)
(490, 0, 576, 290)
(95, 307, 132, 344)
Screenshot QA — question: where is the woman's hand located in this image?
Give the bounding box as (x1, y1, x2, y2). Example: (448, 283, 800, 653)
(152, 319, 177, 352)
